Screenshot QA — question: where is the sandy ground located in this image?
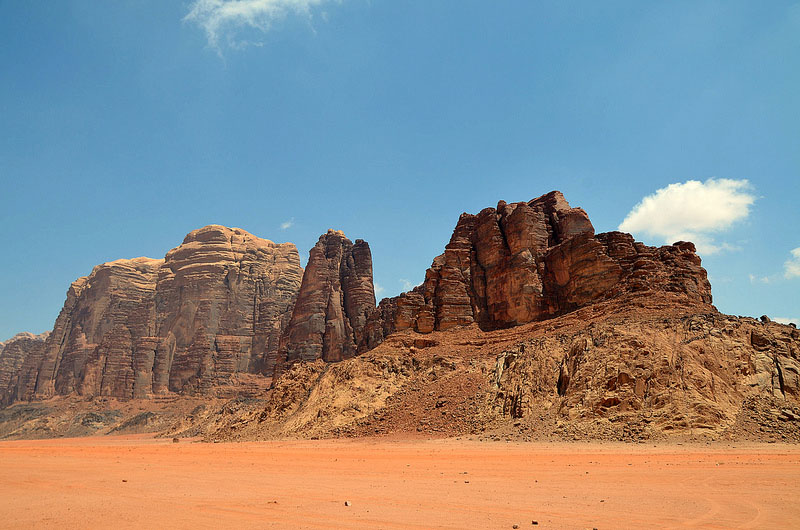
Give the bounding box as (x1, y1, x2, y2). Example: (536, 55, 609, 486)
(0, 436, 798, 529)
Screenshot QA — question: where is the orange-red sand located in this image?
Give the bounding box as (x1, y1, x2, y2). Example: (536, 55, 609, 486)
(1, 435, 798, 529)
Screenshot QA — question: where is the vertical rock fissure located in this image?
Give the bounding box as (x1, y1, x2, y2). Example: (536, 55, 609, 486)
(775, 355, 786, 397)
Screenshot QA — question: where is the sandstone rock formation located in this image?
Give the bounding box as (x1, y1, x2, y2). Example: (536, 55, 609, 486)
(363, 191, 711, 347)
(3, 191, 798, 443)
(156, 226, 302, 389)
(0, 332, 49, 406)
(1, 191, 714, 407)
(491, 309, 800, 439)
(275, 230, 376, 373)
(2, 226, 302, 404)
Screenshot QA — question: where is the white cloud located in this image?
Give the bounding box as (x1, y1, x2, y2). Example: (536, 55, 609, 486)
(399, 278, 415, 291)
(784, 247, 800, 279)
(774, 317, 798, 326)
(279, 218, 295, 230)
(374, 282, 385, 297)
(749, 273, 773, 285)
(185, 0, 337, 51)
(619, 178, 755, 255)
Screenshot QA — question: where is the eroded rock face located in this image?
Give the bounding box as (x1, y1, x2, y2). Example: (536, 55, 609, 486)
(156, 226, 302, 390)
(494, 313, 800, 436)
(364, 191, 712, 346)
(277, 230, 376, 371)
(0, 332, 49, 406)
(0, 191, 714, 408)
(3, 226, 303, 404)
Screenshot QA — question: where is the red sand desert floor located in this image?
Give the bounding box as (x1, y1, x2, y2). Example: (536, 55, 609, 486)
(1, 435, 798, 529)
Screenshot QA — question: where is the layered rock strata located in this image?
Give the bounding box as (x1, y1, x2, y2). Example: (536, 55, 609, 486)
(1, 190, 715, 408)
(0, 332, 49, 406)
(363, 191, 712, 347)
(156, 226, 302, 389)
(275, 230, 376, 373)
(2, 226, 302, 404)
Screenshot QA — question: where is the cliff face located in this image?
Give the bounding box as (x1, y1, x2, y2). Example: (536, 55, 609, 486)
(363, 191, 712, 348)
(0, 332, 49, 406)
(275, 230, 376, 373)
(2, 226, 302, 404)
(5, 191, 797, 442)
(156, 226, 302, 390)
(0, 191, 715, 408)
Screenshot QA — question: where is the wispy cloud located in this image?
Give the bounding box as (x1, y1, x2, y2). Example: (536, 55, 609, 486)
(185, 0, 338, 51)
(280, 217, 295, 230)
(619, 178, 755, 255)
(774, 317, 799, 326)
(785, 247, 800, 279)
(374, 282, 385, 297)
(399, 278, 415, 291)
(749, 273, 774, 285)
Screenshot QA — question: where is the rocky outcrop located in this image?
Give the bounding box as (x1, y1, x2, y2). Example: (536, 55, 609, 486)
(276, 230, 376, 372)
(0, 332, 49, 406)
(0, 191, 714, 408)
(493, 311, 800, 438)
(364, 191, 712, 346)
(171, 300, 800, 442)
(2, 226, 303, 404)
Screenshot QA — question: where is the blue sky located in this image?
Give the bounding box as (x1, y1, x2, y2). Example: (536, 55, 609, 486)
(1, 0, 798, 340)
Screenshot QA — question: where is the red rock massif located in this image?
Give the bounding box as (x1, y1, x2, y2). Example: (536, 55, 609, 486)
(2, 190, 798, 442)
(275, 230, 376, 373)
(362, 191, 711, 347)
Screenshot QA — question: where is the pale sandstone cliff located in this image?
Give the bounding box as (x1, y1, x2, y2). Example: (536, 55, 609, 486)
(0, 332, 49, 406)
(2, 226, 302, 404)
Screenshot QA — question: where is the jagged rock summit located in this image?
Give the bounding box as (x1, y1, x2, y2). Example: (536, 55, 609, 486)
(275, 229, 376, 373)
(363, 191, 711, 349)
